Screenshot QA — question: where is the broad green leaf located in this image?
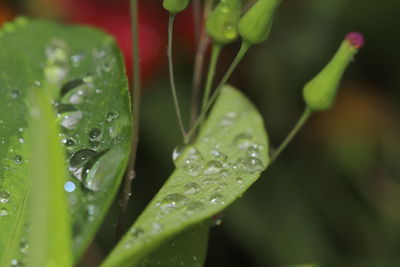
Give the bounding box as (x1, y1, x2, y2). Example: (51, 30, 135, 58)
(0, 18, 131, 264)
(103, 86, 270, 266)
(28, 89, 72, 266)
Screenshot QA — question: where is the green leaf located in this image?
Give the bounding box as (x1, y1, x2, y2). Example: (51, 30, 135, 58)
(27, 89, 72, 266)
(103, 86, 269, 266)
(0, 18, 131, 264)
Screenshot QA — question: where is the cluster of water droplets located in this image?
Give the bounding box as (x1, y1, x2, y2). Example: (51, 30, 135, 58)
(122, 109, 267, 251)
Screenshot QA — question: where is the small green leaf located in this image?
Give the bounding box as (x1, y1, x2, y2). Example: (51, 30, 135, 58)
(0, 18, 131, 264)
(27, 89, 72, 267)
(103, 86, 269, 266)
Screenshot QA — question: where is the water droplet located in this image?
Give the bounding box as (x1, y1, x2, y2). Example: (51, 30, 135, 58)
(159, 193, 188, 212)
(214, 218, 223, 226)
(19, 238, 29, 254)
(69, 149, 97, 181)
(209, 193, 224, 205)
(71, 53, 83, 67)
(211, 150, 228, 162)
(246, 144, 264, 157)
(46, 40, 67, 62)
(64, 181, 76, 192)
(86, 204, 96, 221)
(233, 132, 254, 150)
(219, 169, 230, 178)
(105, 111, 119, 123)
(183, 182, 200, 195)
(11, 89, 20, 99)
(18, 138, 25, 144)
(45, 65, 68, 83)
(14, 155, 22, 164)
(237, 157, 264, 173)
(88, 128, 101, 141)
(186, 201, 205, 215)
(204, 160, 223, 175)
(62, 137, 76, 148)
(216, 182, 228, 192)
(130, 227, 144, 238)
(60, 111, 83, 130)
(10, 259, 21, 267)
(152, 222, 162, 233)
(0, 208, 8, 216)
(18, 127, 24, 133)
(236, 176, 244, 184)
(202, 177, 219, 186)
(0, 191, 10, 203)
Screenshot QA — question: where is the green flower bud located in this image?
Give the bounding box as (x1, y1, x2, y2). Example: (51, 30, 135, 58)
(303, 32, 365, 111)
(238, 0, 281, 45)
(163, 0, 191, 14)
(206, 0, 243, 45)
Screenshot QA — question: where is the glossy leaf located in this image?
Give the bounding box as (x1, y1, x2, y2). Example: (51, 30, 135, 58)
(103, 86, 270, 266)
(28, 89, 72, 267)
(0, 18, 131, 264)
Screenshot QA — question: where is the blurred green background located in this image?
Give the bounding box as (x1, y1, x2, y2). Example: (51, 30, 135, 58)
(2, 0, 399, 266)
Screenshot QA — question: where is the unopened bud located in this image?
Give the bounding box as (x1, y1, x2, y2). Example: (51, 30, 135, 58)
(238, 0, 281, 45)
(163, 0, 191, 14)
(303, 32, 365, 111)
(206, 0, 242, 45)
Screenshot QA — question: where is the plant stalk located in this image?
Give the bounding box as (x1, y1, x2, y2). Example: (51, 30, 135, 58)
(168, 15, 187, 139)
(201, 44, 221, 114)
(185, 42, 250, 143)
(190, 0, 214, 128)
(270, 107, 313, 163)
(116, 0, 141, 240)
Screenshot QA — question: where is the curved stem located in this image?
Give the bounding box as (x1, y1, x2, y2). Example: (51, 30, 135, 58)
(190, 0, 214, 127)
(168, 15, 187, 138)
(185, 42, 250, 143)
(201, 44, 221, 114)
(270, 107, 313, 163)
(116, 0, 141, 240)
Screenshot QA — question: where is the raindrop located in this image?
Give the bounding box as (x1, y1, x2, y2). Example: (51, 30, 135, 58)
(183, 182, 200, 195)
(18, 127, 24, 133)
(88, 128, 101, 141)
(71, 53, 83, 67)
(14, 155, 23, 164)
(209, 193, 224, 205)
(202, 177, 219, 185)
(86, 204, 96, 221)
(19, 238, 29, 254)
(64, 181, 76, 193)
(204, 160, 223, 175)
(10, 259, 21, 267)
(105, 111, 119, 123)
(236, 177, 244, 184)
(246, 144, 264, 157)
(45, 65, 68, 83)
(60, 111, 83, 130)
(159, 193, 188, 212)
(69, 149, 97, 181)
(0, 208, 8, 216)
(60, 79, 83, 97)
(211, 150, 228, 162)
(46, 39, 68, 64)
(11, 89, 20, 99)
(62, 138, 76, 148)
(237, 157, 264, 173)
(0, 191, 10, 203)
(130, 227, 144, 238)
(233, 132, 254, 150)
(18, 138, 25, 144)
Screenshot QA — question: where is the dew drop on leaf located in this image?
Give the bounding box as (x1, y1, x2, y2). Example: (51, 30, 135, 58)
(88, 128, 101, 141)
(185, 201, 205, 215)
(159, 193, 189, 212)
(0, 207, 9, 216)
(64, 181, 76, 193)
(14, 155, 22, 164)
(105, 111, 119, 123)
(204, 160, 223, 175)
(183, 182, 200, 195)
(209, 193, 224, 205)
(233, 132, 254, 150)
(0, 190, 10, 203)
(237, 157, 264, 173)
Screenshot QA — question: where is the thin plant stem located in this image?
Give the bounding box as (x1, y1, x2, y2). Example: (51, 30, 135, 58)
(201, 44, 221, 114)
(193, 0, 202, 43)
(190, 0, 214, 127)
(270, 107, 313, 163)
(185, 42, 250, 143)
(116, 0, 141, 240)
(168, 15, 187, 138)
